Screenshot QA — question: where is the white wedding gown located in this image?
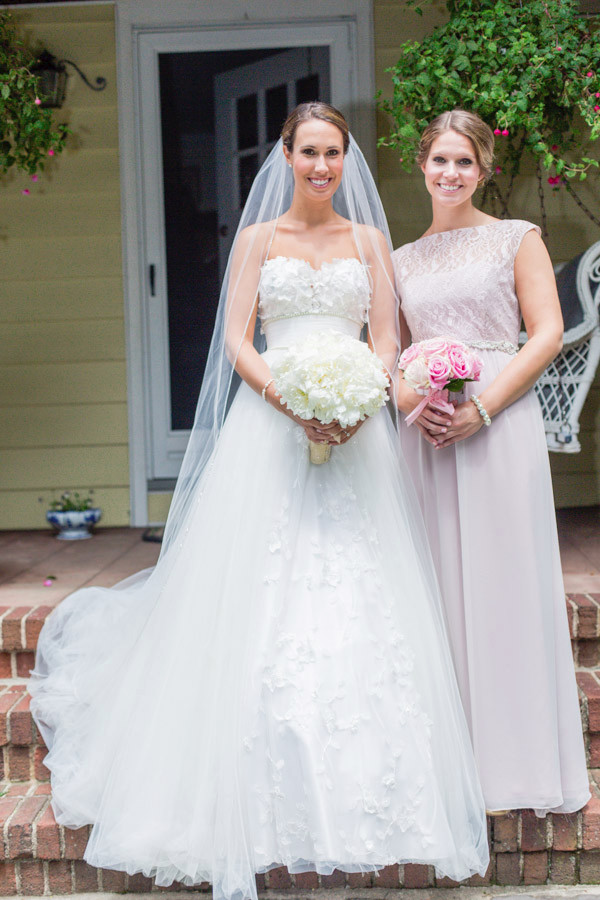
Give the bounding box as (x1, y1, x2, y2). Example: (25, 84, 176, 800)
(30, 256, 489, 900)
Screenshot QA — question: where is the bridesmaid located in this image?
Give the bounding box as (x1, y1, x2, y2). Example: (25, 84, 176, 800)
(392, 109, 590, 815)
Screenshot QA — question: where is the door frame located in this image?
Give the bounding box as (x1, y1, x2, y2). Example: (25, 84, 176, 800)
(115, 0, 376, 525)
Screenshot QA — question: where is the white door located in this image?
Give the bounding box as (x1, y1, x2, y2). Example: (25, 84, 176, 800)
(214, 47, 330, 278)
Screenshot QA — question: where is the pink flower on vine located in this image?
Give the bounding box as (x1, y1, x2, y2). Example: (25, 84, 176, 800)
(494, 128, 501, 135)
(495, 165, 502, 174)
(31, 174, 39, 182)
(48, 149, 55, 157)
(596, 92, 600, 98)
(34, 97, 41, 106)
(586, 71, 594, 78)
(501, 129, 509, 136)
(551, 145, 559, 152)
(595, 106, 600, 113)
(21, 189, 30, 195)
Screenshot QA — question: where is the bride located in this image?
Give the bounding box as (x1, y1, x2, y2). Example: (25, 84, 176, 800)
(29, 102, 489, 900)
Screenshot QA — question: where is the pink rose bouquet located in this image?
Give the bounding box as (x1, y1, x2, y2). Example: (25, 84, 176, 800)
(399, 337, 484, 427)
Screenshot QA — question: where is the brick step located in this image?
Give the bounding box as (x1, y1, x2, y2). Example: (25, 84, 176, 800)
(568, 594, 600, 667)
(2, 779, 600, 893)
(0, 606, 51, 679)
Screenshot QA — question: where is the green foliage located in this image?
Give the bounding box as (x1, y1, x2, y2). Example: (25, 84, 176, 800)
(49, 491, 95, 512)
(380, 0, 600, 193)
(0, 10, 68, 176)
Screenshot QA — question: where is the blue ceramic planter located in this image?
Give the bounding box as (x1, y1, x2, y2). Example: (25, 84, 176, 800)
(46, 507, 102, 540)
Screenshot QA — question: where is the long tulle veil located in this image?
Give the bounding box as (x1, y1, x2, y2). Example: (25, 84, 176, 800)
(162, 135, 400, 555)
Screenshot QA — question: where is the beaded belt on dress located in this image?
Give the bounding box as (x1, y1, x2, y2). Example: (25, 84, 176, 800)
(465, 339, 518, 355)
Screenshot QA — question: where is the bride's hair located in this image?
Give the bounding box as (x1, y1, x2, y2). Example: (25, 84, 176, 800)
(281, 101, 350, 154)
(416, 109, 494, 180)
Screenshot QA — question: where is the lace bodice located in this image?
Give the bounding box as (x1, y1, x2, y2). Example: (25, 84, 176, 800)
(258, 256, 371, 330)
(392, 220, 540, 347)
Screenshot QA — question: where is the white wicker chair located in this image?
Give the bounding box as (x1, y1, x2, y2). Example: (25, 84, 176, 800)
(520, 239, 600, 453)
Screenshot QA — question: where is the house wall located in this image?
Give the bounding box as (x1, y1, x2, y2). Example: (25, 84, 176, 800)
(375, 0, 600, 507)
(0, 3, 130, 529)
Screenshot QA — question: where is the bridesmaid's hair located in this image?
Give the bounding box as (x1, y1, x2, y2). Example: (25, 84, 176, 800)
(281, 102, 350, 154)
(417, 110, 495, 180)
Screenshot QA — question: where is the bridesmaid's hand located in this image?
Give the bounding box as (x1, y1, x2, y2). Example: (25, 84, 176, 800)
(416, 402, 455, 447)
(397, 379, 453, 447)
(432, 400, 482, 448)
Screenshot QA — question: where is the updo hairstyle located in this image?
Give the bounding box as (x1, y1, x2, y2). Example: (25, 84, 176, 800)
(281, 102, 350, 155)
(417, 110, 495, 181)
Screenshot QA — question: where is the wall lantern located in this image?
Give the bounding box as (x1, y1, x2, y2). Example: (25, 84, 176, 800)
(33, 50, 107, 109)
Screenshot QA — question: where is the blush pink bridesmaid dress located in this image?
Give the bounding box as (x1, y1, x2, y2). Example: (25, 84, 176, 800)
(393, 219, 590, 814)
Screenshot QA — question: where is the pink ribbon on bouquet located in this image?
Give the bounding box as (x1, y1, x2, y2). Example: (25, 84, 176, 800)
(405, 388, 454, 427)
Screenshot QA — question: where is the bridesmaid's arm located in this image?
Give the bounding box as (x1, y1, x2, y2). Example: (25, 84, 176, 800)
(436, 230, 563, 448)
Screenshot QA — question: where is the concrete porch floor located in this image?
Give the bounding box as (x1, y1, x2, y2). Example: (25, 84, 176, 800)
(0, 506, 597, 609)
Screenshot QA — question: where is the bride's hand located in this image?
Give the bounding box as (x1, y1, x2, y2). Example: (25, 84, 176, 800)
(304, 419, 363, 445)
(269, 389, 362, 445)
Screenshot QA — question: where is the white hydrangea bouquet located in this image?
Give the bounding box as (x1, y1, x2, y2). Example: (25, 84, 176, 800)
(272, 330, 389, 464)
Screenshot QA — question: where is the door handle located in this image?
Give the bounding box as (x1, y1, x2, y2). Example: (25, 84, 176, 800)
(149, 264, 156, 296)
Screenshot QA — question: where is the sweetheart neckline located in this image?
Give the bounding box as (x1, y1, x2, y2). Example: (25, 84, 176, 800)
(261, 256, 366, 273)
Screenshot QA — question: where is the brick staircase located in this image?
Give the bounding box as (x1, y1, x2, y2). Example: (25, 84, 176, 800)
(1, 598, 600, 894)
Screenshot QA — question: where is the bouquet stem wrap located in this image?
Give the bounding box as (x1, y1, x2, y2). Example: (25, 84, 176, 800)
(308, 440, 332, 465)
(405, 389, 454, 427)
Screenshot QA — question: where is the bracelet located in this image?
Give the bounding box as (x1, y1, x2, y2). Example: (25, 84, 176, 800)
(470, 394, 491, 427)
(261, 378, 274, 402)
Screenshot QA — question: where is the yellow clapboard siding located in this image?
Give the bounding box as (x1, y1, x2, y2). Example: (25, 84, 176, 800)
(148, 492, 174, 525)
(0, 446, 129, 491)
(549, 438, 600, 475)
(552, 472, 600, 508)
(374, 0, 448, 49)
(0, 319, 125, 366)
(0, 192, 121, 241)
(15, 4, 113, 26)
(0, 235, 123, 282)
(0, 403, 128, 449)
(15, 19, 117, 67)
(1, 361, 127, 406)
(0, 5, 129, 531)
(0, 277, 124, 323)
(0, 487, 131, 531)
(56, 106, 119, 152)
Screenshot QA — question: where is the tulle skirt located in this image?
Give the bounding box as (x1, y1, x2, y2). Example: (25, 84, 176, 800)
(30, 369, 489, 899)
(399, 347, 590, 814)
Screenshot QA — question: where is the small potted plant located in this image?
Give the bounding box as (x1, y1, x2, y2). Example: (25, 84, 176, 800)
(46, 490, 102, 540)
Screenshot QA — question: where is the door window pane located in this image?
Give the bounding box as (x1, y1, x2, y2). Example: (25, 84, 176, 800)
(239, 154, 259, 208)
(296, 73, 320, 104)
(266, 84, 288, 142)
(237, 95, 258, 149)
